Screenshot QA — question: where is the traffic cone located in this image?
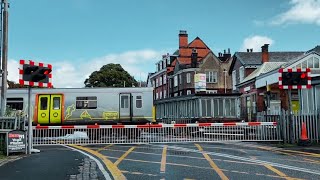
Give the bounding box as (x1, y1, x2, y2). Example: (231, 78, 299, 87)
(298, 122, 311, 146)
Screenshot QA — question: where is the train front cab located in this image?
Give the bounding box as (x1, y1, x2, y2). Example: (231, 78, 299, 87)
(35, 94, 64, 124)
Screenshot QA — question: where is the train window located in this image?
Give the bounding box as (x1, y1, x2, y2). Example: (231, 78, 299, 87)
(136, 96, 142, 108)
(76, 96, 97, 109)
(40, 97, 48, 110)
(6, 98, 23, 110)
(121, 96, 129, 108)
(53, 97, 60, 110)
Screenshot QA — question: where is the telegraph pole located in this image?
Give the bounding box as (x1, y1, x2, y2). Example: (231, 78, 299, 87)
(1, 0, 9, 116)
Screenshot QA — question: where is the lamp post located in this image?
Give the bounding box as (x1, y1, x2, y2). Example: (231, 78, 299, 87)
(0, 0, 9, 116)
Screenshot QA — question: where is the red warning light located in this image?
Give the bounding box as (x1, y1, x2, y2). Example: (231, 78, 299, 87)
(300, 73, 306, 79)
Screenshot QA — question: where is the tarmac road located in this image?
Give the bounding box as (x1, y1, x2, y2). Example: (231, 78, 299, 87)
(0, 142, 320, 180)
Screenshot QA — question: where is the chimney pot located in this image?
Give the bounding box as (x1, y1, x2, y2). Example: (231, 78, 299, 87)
(228, 48, 230, 54)
(247, 49, 249, 52)
(191, 48, 198, 68)
(224, 49, 226, 54)
(250, 49, 253, 52)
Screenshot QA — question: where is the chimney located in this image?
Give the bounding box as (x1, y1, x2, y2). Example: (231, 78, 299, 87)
(247, 49, 250, 52)
(191, 48, 198, 68)
(179, 30, 188, 48)
(261, 44, 269, 63)
(250, 48, 253, 52)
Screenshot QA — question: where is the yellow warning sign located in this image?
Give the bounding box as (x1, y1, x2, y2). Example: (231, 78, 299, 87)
(80, 110, 92, 119)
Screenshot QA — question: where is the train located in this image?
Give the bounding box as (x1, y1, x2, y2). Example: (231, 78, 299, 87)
(4, 87, 242, 125)
(5, 87, 154, 125)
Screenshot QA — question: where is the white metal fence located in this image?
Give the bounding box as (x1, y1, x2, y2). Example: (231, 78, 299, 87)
(32, 122, 281, 145)
(257, 110, 320, 144)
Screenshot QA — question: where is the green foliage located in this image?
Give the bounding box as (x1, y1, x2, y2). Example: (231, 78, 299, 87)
(84, 63, 138, 87)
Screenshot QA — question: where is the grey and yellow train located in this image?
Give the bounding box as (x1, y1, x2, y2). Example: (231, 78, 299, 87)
(5, 87, 155, 125)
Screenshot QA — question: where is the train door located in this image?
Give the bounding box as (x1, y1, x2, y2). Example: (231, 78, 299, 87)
(119, 93, 132, 121)
(38, 94, 63, 124)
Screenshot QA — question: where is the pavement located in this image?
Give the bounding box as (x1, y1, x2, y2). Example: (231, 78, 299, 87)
(0, 146, 104, 180)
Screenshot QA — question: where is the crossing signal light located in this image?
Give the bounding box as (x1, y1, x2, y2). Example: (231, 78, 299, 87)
(23, 64, 52, 83)
(281, 72, 308, 86)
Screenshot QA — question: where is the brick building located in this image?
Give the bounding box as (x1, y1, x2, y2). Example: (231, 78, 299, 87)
(149, 30, 233, 102)
(229, 44, 305, 121)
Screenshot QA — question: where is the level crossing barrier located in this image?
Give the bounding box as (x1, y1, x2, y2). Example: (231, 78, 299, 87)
(32, 122, 281, 145)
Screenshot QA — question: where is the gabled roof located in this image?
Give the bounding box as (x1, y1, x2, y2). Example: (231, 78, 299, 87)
(235, 52, 304, 65)
(239, 62, 285, 85)
(229, 51, 304, 74)
(305, 45, 320, 54)
(188, 37, 211, 50)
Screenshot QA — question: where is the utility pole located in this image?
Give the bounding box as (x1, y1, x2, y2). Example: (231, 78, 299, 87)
(1, 0, 9, 116)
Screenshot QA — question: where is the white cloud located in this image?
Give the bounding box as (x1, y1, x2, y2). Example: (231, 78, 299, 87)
(271, 0, 320, 26)
(240, 35, 274, 52)
(7, 49, 164, 88)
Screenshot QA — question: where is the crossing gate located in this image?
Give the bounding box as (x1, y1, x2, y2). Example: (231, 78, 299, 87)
(32, 122, 281, 145)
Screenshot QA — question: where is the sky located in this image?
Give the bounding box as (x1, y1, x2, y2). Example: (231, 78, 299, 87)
(6, 0, 320, 88)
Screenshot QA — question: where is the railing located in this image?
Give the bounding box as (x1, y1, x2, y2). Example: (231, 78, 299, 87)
(257, 110, 320, 144)
(32, 122, 281, 145)
(0, 116, 26, 153)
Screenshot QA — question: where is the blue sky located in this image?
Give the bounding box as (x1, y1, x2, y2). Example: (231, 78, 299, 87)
(7, 0, 320, 87)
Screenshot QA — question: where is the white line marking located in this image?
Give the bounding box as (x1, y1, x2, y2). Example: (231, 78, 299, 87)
(62, 145, 112, 180)
(149, 144, 320, 176)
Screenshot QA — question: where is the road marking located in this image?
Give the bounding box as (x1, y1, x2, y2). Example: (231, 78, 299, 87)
(108, 154, 295, 179)
(195, 144, 229, 180)
(227, 142, 320, 158)
(121, 170, 159, 177)
(160, 145, 168, 173)
(102, 147, 261, 166)
(155, 144, 320, 176)
(303, 158, 320, 164)
(62, 145, 112, 180)
(280, 149, 320, 158)
(264, 164, 294, 180)
(68, 144, 126, 180)
(114, 146, 135, 166)
(96, 144, 113, 152)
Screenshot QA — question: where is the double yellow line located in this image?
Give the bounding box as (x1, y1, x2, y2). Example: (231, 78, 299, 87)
(69, 144, 126, 180)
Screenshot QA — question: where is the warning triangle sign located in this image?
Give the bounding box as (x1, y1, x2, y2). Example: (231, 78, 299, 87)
(80, 110, 91, 119)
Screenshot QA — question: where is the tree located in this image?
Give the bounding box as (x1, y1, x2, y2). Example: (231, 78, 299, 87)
(84, 63, 138, 87)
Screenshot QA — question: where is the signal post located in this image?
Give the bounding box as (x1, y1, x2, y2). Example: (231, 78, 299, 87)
(19, 60, 52, 154)
(279, 68, 311, 143)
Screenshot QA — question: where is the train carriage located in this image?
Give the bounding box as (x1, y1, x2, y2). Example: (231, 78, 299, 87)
(5, 87, 154, 125)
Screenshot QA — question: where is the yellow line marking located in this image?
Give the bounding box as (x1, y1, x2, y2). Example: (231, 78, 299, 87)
(195, 144, 229, 180)
(96, 144, 113, 152)
(231, 143, 320, 158)
(108, 154, 297, 179)
(264, 164, 294, 180)
(280, 149, 320, 157)
(69, 144, 126, 180)
(114, 146, 135, 166)
(303, 158, 320, 164)
(160, 145, 168, 173)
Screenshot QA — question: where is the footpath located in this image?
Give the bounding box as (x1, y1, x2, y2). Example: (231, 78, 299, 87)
(0, 146, 105, 180)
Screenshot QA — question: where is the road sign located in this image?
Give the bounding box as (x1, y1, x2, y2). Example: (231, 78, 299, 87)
(278, 68, 311, 89)
(6, 130, 27, 155)
(19, 60, 52, 88)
